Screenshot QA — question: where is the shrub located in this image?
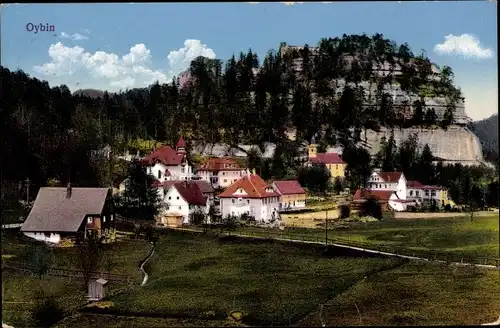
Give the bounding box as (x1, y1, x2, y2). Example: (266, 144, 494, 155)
(31, 297, 65, 328)
(444, 204, 452, 212)
(359, 197, 382, 219)
(339, 204, 350, 219)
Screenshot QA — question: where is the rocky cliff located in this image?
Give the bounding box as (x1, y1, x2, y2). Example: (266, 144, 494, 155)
(359, 125, 486, 166)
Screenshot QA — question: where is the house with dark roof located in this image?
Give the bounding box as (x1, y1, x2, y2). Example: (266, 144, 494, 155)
(272, 180, 306, 210)
(219, 171, 281, 222)
(161, 181, 209, 225)
(307, 142, 346, 180)
(196, 157, 248, 189)
(139, 136, 195, 183)
(21, 184, 116, 245)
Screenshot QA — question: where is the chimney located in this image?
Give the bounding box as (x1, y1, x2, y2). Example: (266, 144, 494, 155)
(66, 182, 72, 199)
(252, 168, 256, 176)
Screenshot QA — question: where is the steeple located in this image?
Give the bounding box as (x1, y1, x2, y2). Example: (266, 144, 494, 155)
(176, 136, 186, 153)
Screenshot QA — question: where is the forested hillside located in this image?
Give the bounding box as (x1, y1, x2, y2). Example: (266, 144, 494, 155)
(2, 33, 495, 207)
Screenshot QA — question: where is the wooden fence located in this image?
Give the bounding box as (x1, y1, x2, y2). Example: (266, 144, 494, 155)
(3, 262, 132, 282)
(178, 227, 500, 268)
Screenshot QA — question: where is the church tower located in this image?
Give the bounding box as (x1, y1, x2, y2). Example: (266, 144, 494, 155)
(308, 135, 317, 159)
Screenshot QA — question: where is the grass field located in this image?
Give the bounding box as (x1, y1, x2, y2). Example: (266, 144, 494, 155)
(54, 313, 248, 327)
(1, 269, 87, 327)
(3, 227, 500, 327)
(108, 231, 403, 326)
(297, 261, 500, 326)
(232, 215, 500, 259)
(1, 231, 151, 327)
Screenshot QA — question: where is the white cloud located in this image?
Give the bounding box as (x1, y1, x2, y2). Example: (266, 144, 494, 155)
(60, 32, 89, 41)
(433, 34, 494, 60)
(33, 39, 216, 91)
(281, 2, 303, 5)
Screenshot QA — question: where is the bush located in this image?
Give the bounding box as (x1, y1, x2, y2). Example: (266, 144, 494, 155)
(444, 204, 452, 212)
(359, 197, 382, 220)
(339, 204, 350, 219)
(31, 297, 65, 328)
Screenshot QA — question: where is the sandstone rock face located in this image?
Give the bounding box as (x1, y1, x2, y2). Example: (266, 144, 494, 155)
(360, 126, 485, 166)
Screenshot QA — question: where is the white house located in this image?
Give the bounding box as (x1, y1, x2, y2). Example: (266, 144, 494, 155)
(407, 180, 451, 206)
(161, 181, 209, 224)
(196, 157, 248, 189)
(140, 136, 195, 183)
(218, 171, 281, 222)
(366, 171, 407, 201)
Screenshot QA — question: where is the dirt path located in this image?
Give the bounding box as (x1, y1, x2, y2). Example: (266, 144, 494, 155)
(139, 246, 155, 286)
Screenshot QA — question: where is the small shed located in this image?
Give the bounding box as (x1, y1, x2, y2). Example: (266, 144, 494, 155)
(88, 278, 108, 301)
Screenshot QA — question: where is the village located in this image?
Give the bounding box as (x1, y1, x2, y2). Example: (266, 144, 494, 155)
(17, 135, 462, 247)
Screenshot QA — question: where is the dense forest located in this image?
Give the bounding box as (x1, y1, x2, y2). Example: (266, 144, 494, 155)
(1, 33, 497, 211)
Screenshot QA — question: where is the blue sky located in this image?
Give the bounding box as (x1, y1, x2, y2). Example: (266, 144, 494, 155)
(1, 2, 497, 120)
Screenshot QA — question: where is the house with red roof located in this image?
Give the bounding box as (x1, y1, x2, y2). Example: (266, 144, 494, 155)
(352, 188, 413, 212)
(366, 171, 407, 201)
(218, 171, 281, 222)
(161, 181, 209, 225)
(272, 180, 306, 210)
(357, 171, 411, 211)
(196, 157, 248, 189)
(307, 143, 346, 180)
(140, 136, 195, 183)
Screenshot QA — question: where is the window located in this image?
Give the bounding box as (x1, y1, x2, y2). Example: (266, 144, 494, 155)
(181, 167, 185, 173)
(222, 172, 226, 175)
(232, 199, 235, 203)
(110, 214, 114, 221)
(168, 196, 171, 200)
(158, 170, 162, 179)
(336, 165, 339, 169)
(431, 190, 436, 197)
(416, 191, 420, 196)
(224, 179, 227, 183)
(87, 217, 93, 223)
(410, 190, 413, 196)
(176, 196, 179, 200)
(178, 206, 181, 210)
(247, 200, 250, 204)
(425, 190, 429, 196)
(103, 216, 106, 223)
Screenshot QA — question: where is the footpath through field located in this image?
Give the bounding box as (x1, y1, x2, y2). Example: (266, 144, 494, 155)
(171, 227, 500, 270)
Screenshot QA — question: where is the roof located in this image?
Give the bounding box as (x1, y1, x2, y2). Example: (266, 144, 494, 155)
(407, 180, 443, 190)
(198, 157, 244, 171)
(353, 189, 394, 201)
(163, 180, 213, 194)
(95, 278, 108, 285)
(152, 180, 163, 188)
(140, 145, 185, 166)
(377, 172, 402, 182)
(421, 185, 443, 190)
(21, 187, 110, 233)
(309, 153, 344, 164)
(176, 136, 186, 148)
(407, 180, 425, 188)
(170, 181, 206, 205)
(219, 174, 280, 199)
(273, 180, 306, 195)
